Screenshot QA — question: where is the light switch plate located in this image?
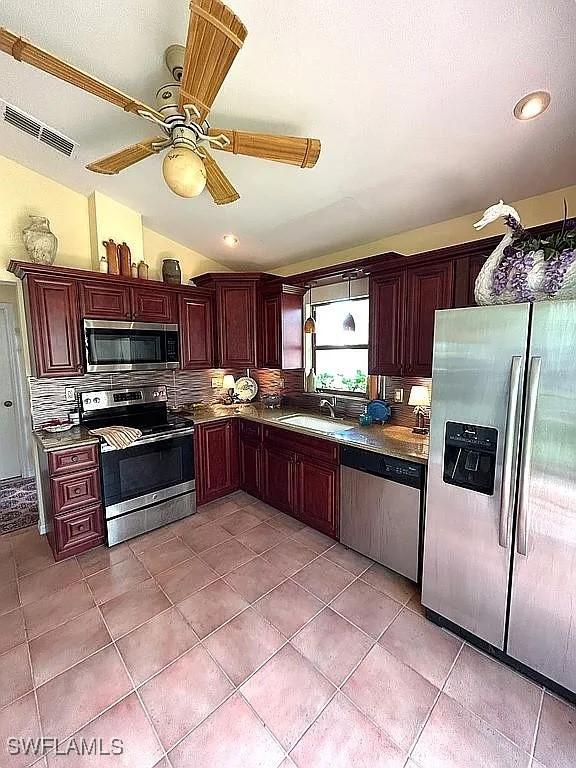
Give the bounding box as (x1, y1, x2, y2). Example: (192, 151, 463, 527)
(65, 387, 76, 402)
(211, 376, 223, 389)
(394, 388, 404, 403)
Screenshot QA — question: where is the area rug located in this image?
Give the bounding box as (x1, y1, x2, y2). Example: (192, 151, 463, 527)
(0, 476, 39, 534)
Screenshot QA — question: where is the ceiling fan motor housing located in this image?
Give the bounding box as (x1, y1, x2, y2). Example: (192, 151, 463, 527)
(156, 83, 182, 122)
(164, 44, 185, 82)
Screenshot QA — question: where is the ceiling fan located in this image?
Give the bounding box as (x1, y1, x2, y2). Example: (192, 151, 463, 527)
(0, 0, 321, 204)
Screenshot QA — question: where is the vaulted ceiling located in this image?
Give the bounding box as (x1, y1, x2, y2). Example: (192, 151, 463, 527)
(1, 0, 575, 270)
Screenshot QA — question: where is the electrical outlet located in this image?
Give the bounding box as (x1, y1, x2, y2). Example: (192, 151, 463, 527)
(65, 387, 76, 403)
(394, 388, 404, 403)
(279, 378, 285, 389)
(211, 376, 223, 389)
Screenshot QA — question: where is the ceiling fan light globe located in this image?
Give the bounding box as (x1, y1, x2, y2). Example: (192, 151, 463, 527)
(162, 147, 207, 198)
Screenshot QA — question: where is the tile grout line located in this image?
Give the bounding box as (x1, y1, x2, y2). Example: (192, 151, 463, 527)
(530, 687, 545, 763)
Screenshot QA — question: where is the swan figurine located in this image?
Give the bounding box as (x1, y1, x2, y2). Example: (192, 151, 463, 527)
(473, 200, 576, 305)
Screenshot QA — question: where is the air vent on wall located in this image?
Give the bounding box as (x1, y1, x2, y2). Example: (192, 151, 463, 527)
(1, 100, 77, 157)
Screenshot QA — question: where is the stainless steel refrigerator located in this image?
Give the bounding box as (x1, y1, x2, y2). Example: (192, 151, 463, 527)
(422, 301, 576, 696)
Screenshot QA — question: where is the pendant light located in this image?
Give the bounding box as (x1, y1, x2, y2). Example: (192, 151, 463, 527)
(304, 284, 316, 334)
(342, 276, 356, 332)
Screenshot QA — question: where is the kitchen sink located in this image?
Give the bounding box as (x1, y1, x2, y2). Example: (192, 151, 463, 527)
(277, 414, 354, 434)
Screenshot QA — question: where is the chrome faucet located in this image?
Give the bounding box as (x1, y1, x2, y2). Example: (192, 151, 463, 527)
(319, 397, 336, 418)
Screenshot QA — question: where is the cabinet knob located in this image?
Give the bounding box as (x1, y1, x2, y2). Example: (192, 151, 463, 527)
(77, 524, 85, 532)
(74, 487, 81, 495)
(71, 455, 79, 462)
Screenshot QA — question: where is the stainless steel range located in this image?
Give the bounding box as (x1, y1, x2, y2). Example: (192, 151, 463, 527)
(79, 385, 195, 546)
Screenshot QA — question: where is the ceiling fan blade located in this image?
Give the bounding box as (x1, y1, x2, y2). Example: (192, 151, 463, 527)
(203, 150, 240, 205)
(208, 129, 321, 168)
(86, 138, 165, 175)
(0, 27, 163, 121)
(179, 0, 247, 121)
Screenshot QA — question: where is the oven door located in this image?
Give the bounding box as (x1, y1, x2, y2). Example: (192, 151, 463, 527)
(84, 320, 179, 372)
(100, 432, 195, 520)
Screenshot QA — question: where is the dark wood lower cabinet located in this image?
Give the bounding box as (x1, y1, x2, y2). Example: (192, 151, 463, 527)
(241, 422, 339, 539)
(41, 444, 105, 561)
(240, 439, 262, 499)
(195, 420, 239, 506)
(295, 458, 339, 538)
(261, 445, 296, 515)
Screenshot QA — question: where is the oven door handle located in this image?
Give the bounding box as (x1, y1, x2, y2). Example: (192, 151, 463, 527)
(99, 427, 195, 452)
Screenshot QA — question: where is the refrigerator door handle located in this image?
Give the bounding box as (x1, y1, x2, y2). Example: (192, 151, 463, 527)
(499, 355, 523, 548)
(516, 356, 542, 556)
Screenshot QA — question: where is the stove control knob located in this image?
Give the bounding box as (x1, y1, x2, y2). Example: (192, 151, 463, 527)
(93, 397, 100, 404)
(85, 398, 91, 405)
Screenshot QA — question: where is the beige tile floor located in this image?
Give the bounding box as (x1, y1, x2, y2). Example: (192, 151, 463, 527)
(0, 490, 575, 767)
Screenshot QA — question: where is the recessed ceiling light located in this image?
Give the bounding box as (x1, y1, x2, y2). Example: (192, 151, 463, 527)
(223, 234, 239, 248)
(514, 91, 551, 121)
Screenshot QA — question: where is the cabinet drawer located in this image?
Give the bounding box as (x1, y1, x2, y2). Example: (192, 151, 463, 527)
(53, 504, 104, 557)
(48, 444, 99, 476)
(239, 419, 262, 444)
(50, 468, 101, 514)
(263, 425, 339, 465)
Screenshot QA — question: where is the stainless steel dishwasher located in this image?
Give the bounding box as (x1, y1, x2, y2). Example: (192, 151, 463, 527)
(340, 446, 425, 582)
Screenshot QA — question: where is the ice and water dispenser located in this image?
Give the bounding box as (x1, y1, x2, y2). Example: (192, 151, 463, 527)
(442, 422, 498, 495)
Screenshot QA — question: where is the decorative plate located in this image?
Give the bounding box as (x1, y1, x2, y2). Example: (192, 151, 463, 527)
(43, 422, 74, 433)
(234, 376, 258, 402)
(366, 399, 391, 424)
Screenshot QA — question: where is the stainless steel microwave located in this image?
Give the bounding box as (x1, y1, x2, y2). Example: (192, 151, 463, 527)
(83, 319, 179, 372)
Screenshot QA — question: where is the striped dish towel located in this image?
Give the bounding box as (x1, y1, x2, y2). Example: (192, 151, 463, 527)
(88, 426, 142, 450)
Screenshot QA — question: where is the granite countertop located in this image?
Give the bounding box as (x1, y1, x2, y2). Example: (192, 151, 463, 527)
(186, 404, 429, 465)
(34, 426, 99, 452)
(34, 404, 429, 465)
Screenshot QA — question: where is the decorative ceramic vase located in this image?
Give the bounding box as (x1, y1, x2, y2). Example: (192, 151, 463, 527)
(131, 263, 138, 278)
(137, 260, 149, 280)
(103, 239, 119, 274)
(162, 258, 181, 285)
(118, 242, 132, 277)
(22, 216, 58, 265)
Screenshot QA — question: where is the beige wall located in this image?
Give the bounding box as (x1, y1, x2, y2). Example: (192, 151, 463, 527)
(0, 154, 229, 285)
(275, 185, 576, 276)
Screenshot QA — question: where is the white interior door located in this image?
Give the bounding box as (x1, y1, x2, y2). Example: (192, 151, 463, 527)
(0, 305, 22, 480)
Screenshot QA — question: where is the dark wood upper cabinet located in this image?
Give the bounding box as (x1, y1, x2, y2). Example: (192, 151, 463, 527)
(368, 269, 405, 376)
(132, 285, 177, 323)
(179, 294, 215, 369)
(217, 282, 257, 367)
(25, 275, 83, 377)
(405, 260, 454, 376)
(195, 420, 239, 506)
(80, 282, 132, 320)
(258, 284, 305, 370)
(194, 275, 263, 368)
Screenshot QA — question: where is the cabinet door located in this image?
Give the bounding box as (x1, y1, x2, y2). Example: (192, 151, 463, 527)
(195, 420, 239, 506)
(368, 270, 405, 376)
(259, 294, 282, 368)
(454, 254, 485, 308)
(262, 445, 296, 515)
(217, 283, 257, 367)
(240, 440, 262, 499)
(179, 295, 215, 369)
(80, 282, 131, 319)
(405, 261, 455, 377)
(295, 458, 339, 538)
(131, 286, 177, 323)
(26, 276, 83, 377)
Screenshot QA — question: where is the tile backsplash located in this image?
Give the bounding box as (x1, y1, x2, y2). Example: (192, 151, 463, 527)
(28, 368, 304, 429)
(384, 376, 432, 428)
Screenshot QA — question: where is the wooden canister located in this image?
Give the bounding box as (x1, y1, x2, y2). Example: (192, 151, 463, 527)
(103, 239, 119, 275)
(118, 242, 132, 277)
